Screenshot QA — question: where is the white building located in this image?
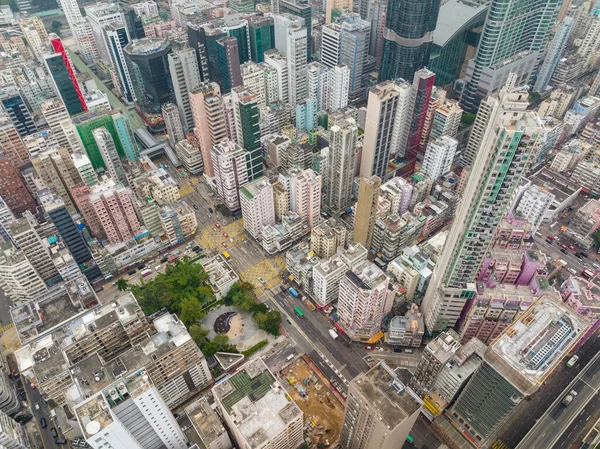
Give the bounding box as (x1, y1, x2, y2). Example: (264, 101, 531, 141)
(327, 118, 357, 210)
(515, 185, 555, 232)
(337, 260, 392, 341)
(0, 409, 28, 449)
(0, 245, 47, 303)
(211, 140, 249, 212)
(168, 48, 202, 130)
(240, 177, 275, 240)
(93, 127, 128, 186)
(330, 64, 350, 111)
(85, 3, 125, 62)
(175, 140, 203, 175)
(163, 103, 185, 147)
(312, 256, 347, 308)
(421, 136, 458, 182)
(40, 98, 70, 148)
(264, 50, 289, 104)
(72, 152, 98, 187)
(103, 23, 136, 103)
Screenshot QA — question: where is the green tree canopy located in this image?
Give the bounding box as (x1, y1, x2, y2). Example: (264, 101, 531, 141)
(180, 296, 205, 326)
(116, 278, 129, 292)
(254, 310, 281, 336)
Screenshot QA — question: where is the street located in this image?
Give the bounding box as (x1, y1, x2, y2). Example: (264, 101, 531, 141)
(23, 378, 60, 449)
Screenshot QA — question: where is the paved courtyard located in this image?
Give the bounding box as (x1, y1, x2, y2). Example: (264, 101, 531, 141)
(201, 305, 270, 351)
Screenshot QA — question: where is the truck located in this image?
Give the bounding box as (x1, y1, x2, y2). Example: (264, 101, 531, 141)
(167, 255, 178, 264)
(289, 288, 299, 298)
(566, 355, 579, 368)
(141, 269, 152, 278)
(329, 329, 338, 340)
(562, 390, 578, 406)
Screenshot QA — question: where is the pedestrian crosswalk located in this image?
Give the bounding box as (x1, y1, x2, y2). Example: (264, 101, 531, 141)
(0, 323, 14, 334)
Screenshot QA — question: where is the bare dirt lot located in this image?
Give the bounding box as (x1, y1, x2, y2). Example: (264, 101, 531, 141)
(279, 358, 345, 448)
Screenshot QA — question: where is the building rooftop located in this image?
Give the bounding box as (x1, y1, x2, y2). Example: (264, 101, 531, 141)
(353, 362, 422, 430)
(240, 177, 271, 200)
(213, 359, 302, 448)
(185, 397, 229, 446)
(486, 294, 589, 395)
(124, 38, 170, 55)
(433, 0, 489, 47)
(528, 168, 581, 205)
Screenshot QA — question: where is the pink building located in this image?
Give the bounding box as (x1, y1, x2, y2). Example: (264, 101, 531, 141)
(492, 214, 534, 249)
(89, 180, 142, 244)
(295, 169, 322, 228)
(477, 249, 545, 287)
(560, 276, 600, 343)
(71, 184, 104, 238)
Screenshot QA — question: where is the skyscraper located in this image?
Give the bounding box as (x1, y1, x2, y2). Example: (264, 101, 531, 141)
(248, 16, 275, 63)
(93, 127, 128, 186)
(163, 103, 185, 147)
(124, 38, 173, 130)
(216, 37, 243, 94)
(461, 0, 562, 112)
(85, 2, 125, 62)
(168, 48, 202, 130)
(0, 89, 37, 137)
(533, 16, 574, 93)
(422, 76, 540, 332)
(380, 0, 441, 82)
(231, 86, 263, 181)
(360, 81, 399, 178)
(402, 69, 435, 164)
(353, 175, 381, 249)
(58, 0, 98, 63)
(294, 169, 322, 228)
(279, 0, 312, 60)
(327, 118, 357, 210)
(104, 23, 135, 103)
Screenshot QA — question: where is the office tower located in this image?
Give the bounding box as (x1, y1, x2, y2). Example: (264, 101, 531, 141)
(0, 89, 37, 137)
(40, 190, 102, 281)
(231, 86, 263, 181)
(341, 362, 422, 449)
(279, 0, 312, 60)
(430, 101, 463, 141)
(0, 244, 47, 302)
(168, 48, 202, 130)
(124, 6, 145, 39)
(225, 16, 251, 65)
(367, 0, 386, 65)
(85, 3, 125, 62)
(327, 118, 357, 210)
(124, 38, 173, 130)
(534, 17, 574, 92)
(104, 23, 136, 103)
(295, 169, 322, 228)
(0, 116, 28, 169)
(360, 82, 399, 178)
(89, 180, 142, 244)
(353, 175, 380, 248)
(163, 103, 185, 147)
(93, 128, 128, 186)
(422, 77, 540, 332)
(190, 23, 227, 85)
(337, 260, 391, 339)
(380, 0, 440, 82)
(9, 218, 60, 284)
(185, 23, 211, 83)
(190, 82, 227, 178)
(296, 99, 317, 130)
(0, 156, 35, 217)
(402, 69, 436, 163)
(216, 37, 243, 94)
(449, 296, 588, 444)
(40, 99, 70, 148)
(240, 177, 276, 239)
(44, 39, 87, 116)
(264, 49, 289, 103)
(175, 140, 204, 175)
(213, 359, 303, 449)
(461, 0, 561, 112)
(73, 153, 98, 187)
(211, 140, 249, 211)
(321, 21, 342, 68)
(73, 110, 135, 170)
(249, 16, 275, 62)
(421, 136, 458, 182)
(460, 94, 496, 168)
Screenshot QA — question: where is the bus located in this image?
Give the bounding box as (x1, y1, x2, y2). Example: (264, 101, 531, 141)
(581, 268, 594, 279)
(566, 355, 579, 368)
(294, 307, 304, 318)
(141, 269, 152, 278)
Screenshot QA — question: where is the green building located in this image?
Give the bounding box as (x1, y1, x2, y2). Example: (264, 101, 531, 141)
(249, 16, 275, 63)
(232, 86, 263, 181)
(73, 110, 137, 170)
(228, 0, 254, 13)
(227, 20, 250, 64)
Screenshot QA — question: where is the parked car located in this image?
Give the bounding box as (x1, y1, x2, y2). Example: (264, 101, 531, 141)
(393, 348, 402, 353)
(55, 438, 67, 445)
(365, 345, 374, 351)
(50, 428, 58, 438)
(208, 207, 214, 213)
(193, 204, 198, 210)
(40, 418, 47, 428)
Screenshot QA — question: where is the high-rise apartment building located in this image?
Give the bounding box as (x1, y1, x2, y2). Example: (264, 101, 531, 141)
(168, 47, 202, 130)
(85, 3, 125, 62)
(327, 118, 357, 210)
(461, 0, 561, 112)
(231, 86, 263, 181)
(59, 0, 99, 63)
(295, 169, 322, 228)
(40, 98, 70, 148)
(0, 115, 28, 169)
(0, 156, 36, 217)
(429, 101, 463, 141)
(353, 175, 381, 249)
(211, 140, 249, 212)
(93, 128, 128, 186)
(448, 296, 588, 445)
(459, 94, 496, 168)
(330, 64, 351, 111)
(240, 177, 276, 240)
(103, 23, 135, 103)
(264, 49, 289, 104)
(0, 244, 48, 302)
(340, 362, 422, 449)
(337, 260, 391, 340)
(0, 408, 28, 448)
(534, 16, 574, 92)
(72, 152, 98, 187)
(279, 0, 312, 60)
(380, 0, 441, 82)
(31, 150, 79, 214)
(189, 82, 227, 178)
(422, 77, 540, 332)
(162, 103, 185, 147)
(360, 82, 399, 178)
(421, 136, 458, 182)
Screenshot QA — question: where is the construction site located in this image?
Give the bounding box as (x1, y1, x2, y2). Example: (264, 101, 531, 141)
(278, 357, 345, 448)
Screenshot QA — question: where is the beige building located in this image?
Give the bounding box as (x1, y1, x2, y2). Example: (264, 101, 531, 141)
(295, 169, 322, 228)
(353, 175, 381, 249)
(310, 217, 347, 258)
(134, 171, 180, 205)
(175, 140, 204, 175)
(272, 181, 289, 220)
(341, 362, 422, 449)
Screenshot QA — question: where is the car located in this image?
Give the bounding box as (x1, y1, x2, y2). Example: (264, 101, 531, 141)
(393, 347, 402, 353)
(208, 207, 214, 213)
(160, 257, 169, 263)
(405, 349, 414, 353)
(154, 265, 161, 271)
(40, 418, 47, 428)
(222, 220, 227, 225)
(34, 403, 39, 410)
(223, 232, 229, 238)
(258, 277, 265, 284)
(137, 264, 146, 270)
(286, 319, 292, 325)
(55, 438, 67, 445)
(192, 246, 200, 251)
(215, 223, 221, 228)
(193, 204, 198, 210)
(561, 248, 568, 254)
(365, 345, 374, 351)
(207, 213, 212, 218)
(50, 428, 58, 438)
(128, 269, 137, 275)
(213, 227, 217, 232)
(111, 281, 117, 287)
(280, 285, 287, 292)
(230, 238, 234, 242)
(222, 242, 227, 247)
(19, 415, 32, 425)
